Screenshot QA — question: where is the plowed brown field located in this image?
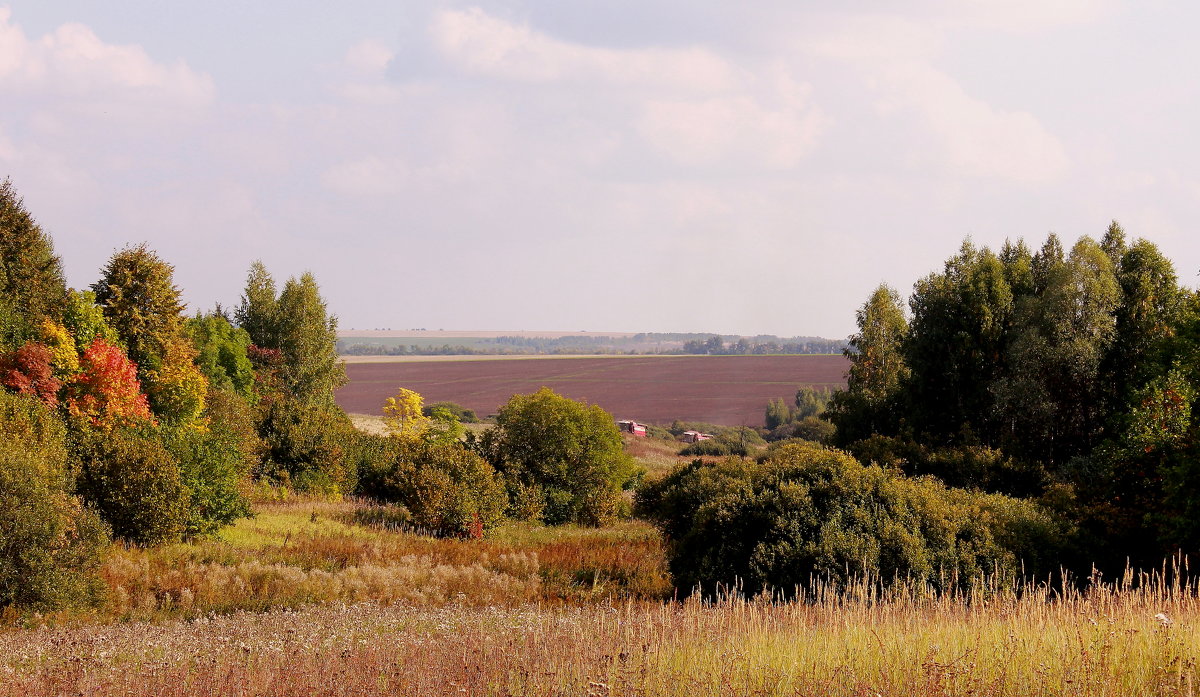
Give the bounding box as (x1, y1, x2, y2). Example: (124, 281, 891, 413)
(336, 355, 848, 427)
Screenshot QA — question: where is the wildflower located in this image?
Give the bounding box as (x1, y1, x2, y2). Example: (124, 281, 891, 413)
(1154, 612, 1173, 627)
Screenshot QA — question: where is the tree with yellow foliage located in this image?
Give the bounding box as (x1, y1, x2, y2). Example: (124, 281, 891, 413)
(383, 387, 464, 445)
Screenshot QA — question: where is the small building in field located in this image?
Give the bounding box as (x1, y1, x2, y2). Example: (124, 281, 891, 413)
(680, 430, 713, 443)
(617, 420, 648, 437)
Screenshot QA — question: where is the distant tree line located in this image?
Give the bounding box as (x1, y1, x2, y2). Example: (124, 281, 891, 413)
(339, 333, 847, 356)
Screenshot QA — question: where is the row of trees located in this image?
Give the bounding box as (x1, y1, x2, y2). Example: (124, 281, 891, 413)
(826, 223, 1200, 570)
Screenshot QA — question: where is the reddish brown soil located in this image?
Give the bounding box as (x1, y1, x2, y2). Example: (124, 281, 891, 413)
(336, 355, 849, 427)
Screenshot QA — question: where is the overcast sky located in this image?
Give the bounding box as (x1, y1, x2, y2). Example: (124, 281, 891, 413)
(2, 1, 1198, 338)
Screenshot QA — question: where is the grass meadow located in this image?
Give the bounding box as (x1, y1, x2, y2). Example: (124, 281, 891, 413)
(2, 444, 1198, 695)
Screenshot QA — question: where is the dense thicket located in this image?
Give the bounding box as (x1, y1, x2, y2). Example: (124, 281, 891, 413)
(829, 224, 1200, 570)
(637, 442, 1066, 595)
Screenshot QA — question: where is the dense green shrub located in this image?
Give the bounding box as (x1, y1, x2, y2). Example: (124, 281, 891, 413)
(157, 424, 252, 537)
(424, 401, 479, 423)
(485, 388, 639, 525)
(0, 392, 109, 610)
(678, 438, 748, 457)
(637, 441, 1068, 595)
(846, 435, 1050, 498)
(358, 438, 506, 537)
(72, 426, 188, 545)
(254, 395, 358, 494)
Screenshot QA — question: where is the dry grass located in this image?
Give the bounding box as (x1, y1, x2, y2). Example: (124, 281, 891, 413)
(68, 499, 672, 622)
(3, 576, 1198, 696)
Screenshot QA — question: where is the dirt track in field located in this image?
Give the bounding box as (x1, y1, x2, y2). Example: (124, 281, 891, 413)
(336, 355, 848, 427)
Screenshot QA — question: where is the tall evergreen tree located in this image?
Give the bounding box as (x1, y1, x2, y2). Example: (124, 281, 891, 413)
(0, 179, 68, 335)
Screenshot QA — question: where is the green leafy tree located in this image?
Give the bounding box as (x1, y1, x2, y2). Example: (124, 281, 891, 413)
(61, 289, 119, 355)
(235, 264, 344, 405)
(764, 397, 792, 431)
(234, 261, 280, 352)
(827, 284, 909, 444)
(905, 242, 1014, 444)
(275, 272, 345, 405)
(486, 387, 638, 525)
(994, 237, 1121, 464)
(0, 178, 68, 330)
(187, 312, 255, 398)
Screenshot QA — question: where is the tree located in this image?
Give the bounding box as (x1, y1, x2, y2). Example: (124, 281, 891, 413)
(275, 272, 345, 405)
(236, 264, 344, 405)
(0, 178, 68, 329)
(827, 284, 909, 444)
(187, 312, 255, 399)
(61, 289, 119, 356)
(486, 387, 638, 525)
(383, 387, 464, 445)
(235, 261, 280, 351)
(91, 244, 206, 423)
(63, 337, 154, 428)
(994, 237, 1121, 464)
(0, 342, 61, 407)
(904, 242, 1014, 444)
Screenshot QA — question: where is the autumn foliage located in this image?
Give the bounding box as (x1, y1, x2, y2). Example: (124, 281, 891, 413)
(65, 338, 154, 427)
(0, 342, 61, 407)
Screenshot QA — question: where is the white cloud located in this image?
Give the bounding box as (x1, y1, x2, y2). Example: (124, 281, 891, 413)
(429, 7, 735, 92)
(638, 91, 825, 169)
(880, 63, 1069, 183)
(806, 14, 1068, 183)
(0, 8, 213, 105)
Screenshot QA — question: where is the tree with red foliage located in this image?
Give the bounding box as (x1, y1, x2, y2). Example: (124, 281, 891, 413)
(64, 337, 153, 427)
(0, 342, 62, 407)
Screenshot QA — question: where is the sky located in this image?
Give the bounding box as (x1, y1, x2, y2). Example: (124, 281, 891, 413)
(1, 1, 1198, 339)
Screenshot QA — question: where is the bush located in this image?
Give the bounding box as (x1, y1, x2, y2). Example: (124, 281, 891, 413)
(424, 401, 478, 423)
(71, 426, 188, 545)
(846, 435, 1050, 498)
(0, 392, 109, 610)
(487, 388, 639, 525)
(157, 424, 252, 537)
(358, 438, 506, 537)
(637, 441, 1067, 596)
(254, 395, 358, 494)
(767, 415, 836, 443)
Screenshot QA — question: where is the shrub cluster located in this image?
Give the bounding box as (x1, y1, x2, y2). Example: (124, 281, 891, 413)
(637, 441, 1068, 595)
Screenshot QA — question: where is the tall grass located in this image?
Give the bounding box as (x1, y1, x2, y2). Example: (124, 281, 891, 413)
(73, 499, 672, 621)
(2, 570, 1197, 696)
